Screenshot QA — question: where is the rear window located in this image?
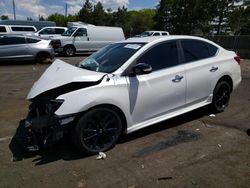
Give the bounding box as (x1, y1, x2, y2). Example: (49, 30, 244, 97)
(181, 39, 211, 63)
(0, 26, 6, 32)
(26, 38, 40, 43)
(153, 32, 160, 36)
(0, 36, 26, 45)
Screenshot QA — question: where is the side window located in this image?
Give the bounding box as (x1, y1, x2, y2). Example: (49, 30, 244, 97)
(11, 27, 23, 31)
(26, 38, 40, 43)
(162, 32, 168, 36)
(153, 32, 160, 36)
(23, 27, 36, 31)
(0, 26, 6, 32)
(181, 40, 210, 63)
(0, 36, 26, 45)
(137, 41, 179, 71)
(40, 28, 54, 34)
(206, 43, 218, 56)
(75, 28, 87, 37)
(55, 28, 65, 34)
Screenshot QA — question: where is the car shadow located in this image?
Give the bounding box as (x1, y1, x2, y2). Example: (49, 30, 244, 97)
(9, 106, 211, 165)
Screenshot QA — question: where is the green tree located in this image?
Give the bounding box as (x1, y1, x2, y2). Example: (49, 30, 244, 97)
(47, 13, 67, 26)
(78, 0, 93, 24)
(155, 0, 218, 35)
(113, 6, 127, 28)
(127, 9, 156, 36)
(229, 0, 250, 34)
(154, 0, 171, 31)
(1, 15, 9, 20)
(39, 15, 45, 21)
(92, 2, 105, 25)
(67, 14, 78, 23)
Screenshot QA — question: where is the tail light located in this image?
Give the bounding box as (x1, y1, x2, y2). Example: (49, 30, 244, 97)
(234, 56, 240, 65)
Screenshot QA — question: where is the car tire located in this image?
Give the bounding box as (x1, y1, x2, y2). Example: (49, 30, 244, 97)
(36, 52, 52, 64)
(64, 45, 75, 57)
(72, 107, 123, 154)
(211, 81, 231, 113)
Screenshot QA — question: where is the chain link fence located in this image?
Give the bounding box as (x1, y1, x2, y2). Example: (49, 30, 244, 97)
(205, 35, 250, 59)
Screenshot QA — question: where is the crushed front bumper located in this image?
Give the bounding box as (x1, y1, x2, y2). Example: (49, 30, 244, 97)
(16, 101, 75, 151)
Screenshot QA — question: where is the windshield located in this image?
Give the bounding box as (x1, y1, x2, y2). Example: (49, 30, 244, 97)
(78, 43, 145, 73)
(62, 27, 77, 36)
(140, 31, 153, 37)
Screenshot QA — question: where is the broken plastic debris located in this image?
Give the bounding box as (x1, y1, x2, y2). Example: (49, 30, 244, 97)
(95, 152, 106, 160)
(218, 144, 222, 148)
(209, 114, 216, 117)
(196, 128, 200, 131)
(157, 177, 173, 181)
(141, 164, 145, 169)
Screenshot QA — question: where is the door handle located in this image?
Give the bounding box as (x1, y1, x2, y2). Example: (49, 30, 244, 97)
(172, 75, 184, 83)
(210, 66, 218, 72)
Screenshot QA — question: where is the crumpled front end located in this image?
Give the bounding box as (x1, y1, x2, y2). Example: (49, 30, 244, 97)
(21, 99, 75, 151)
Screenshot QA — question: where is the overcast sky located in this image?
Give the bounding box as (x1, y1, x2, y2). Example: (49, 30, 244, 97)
(0, 0, 159, 20)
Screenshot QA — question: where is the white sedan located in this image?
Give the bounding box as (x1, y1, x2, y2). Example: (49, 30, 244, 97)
(19, 36, 241, 154)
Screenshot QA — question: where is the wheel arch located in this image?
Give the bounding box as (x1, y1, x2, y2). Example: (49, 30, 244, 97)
(215, 75, 233, 92)
(35, 51, 52, 63)
(64, 44, 76, 51)
(76, 103, 128, 133)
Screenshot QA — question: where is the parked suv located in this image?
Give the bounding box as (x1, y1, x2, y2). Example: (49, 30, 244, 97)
(17, 36, 241, 154)
(0, 25, 37, 35)
(27, 27, 67, 39)
(0, 35, 54, 63)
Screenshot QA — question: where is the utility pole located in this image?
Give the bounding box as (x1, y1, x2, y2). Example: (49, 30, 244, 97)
(13, 0, 16, 20)
(65, 3, 68, 17)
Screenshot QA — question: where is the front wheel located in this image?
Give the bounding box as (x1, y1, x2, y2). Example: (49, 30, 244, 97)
(211, 81, 231, 112)
(72, 107, 123, 154)
(64, 45, 75, 57)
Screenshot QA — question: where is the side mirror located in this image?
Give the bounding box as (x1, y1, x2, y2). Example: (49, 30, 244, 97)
(133, 63, 152, 75)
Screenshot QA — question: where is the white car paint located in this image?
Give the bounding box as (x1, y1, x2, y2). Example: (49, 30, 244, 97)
(27, 36, 241, 134)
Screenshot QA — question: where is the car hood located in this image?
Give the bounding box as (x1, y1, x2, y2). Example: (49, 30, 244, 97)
(27, 59, 106, 100)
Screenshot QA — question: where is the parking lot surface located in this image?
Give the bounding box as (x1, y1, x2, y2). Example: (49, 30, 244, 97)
(0, 57, 249, 188)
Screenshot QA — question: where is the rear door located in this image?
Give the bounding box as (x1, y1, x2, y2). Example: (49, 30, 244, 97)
(180, 39, 219, 106)
(126, 40, 186, 124)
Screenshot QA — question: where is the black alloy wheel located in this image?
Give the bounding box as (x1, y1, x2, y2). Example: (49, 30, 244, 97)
(73, 107, 123, 154)
(212, 81, 231, 112)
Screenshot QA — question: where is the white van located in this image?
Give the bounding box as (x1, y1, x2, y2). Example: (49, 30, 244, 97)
(27, 27, 67, 39)
(52, 24, 125, 56)
(0, 25, 37, 35)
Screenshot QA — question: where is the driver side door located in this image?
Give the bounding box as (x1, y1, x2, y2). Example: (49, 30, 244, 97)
(73, 28, 90, 52)
(126, 40, 186, 125)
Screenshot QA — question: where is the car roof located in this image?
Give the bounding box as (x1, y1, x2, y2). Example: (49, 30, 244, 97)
(125, 35, 215, 45)
(0, 34, 45, 41)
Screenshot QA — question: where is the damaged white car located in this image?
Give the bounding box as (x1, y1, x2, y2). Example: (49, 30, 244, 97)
(18, 36, 241, 154)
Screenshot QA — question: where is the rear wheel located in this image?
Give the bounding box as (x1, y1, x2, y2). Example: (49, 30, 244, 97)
(36, 52, 52, 64)
(211, 81, 231, 112)
(64, 45, 75, 57)
(73, 107, 123, 154)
